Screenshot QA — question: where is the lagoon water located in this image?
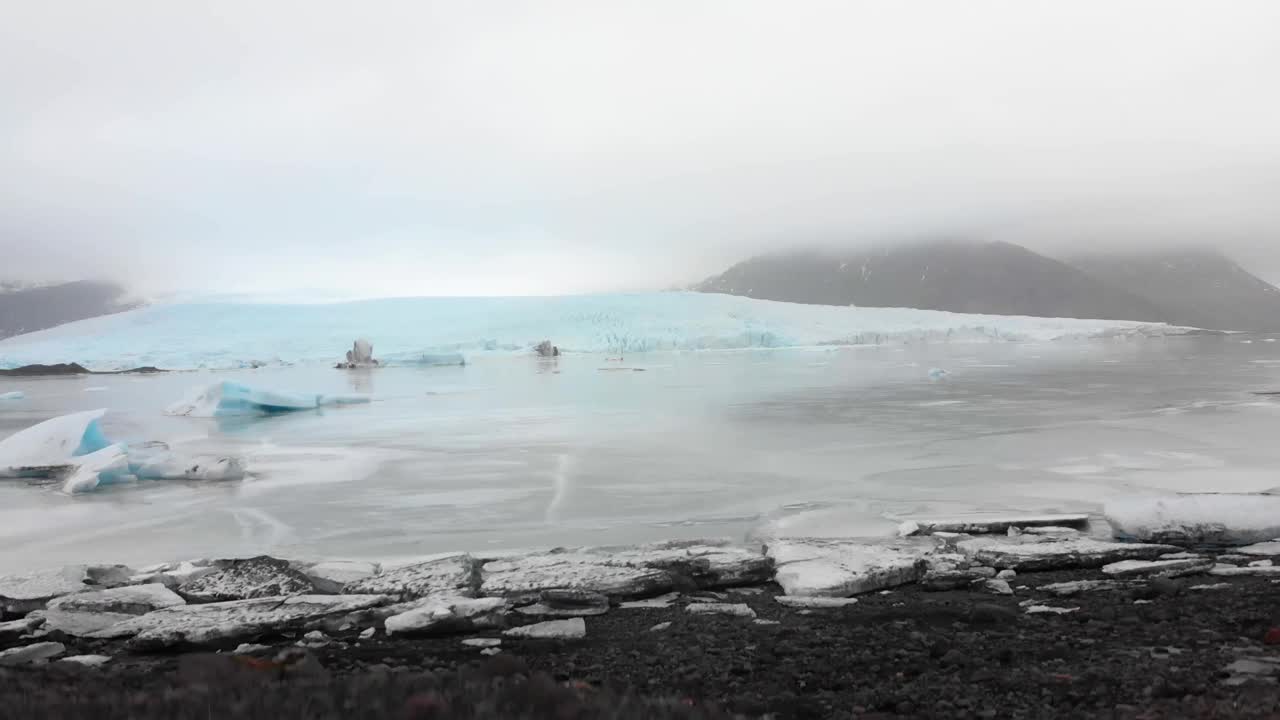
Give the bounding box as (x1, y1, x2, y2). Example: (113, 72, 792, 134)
(2, 335, 1279, 574)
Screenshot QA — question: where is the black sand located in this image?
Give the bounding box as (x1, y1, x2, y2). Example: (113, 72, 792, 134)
(4, 570, 1279, 719)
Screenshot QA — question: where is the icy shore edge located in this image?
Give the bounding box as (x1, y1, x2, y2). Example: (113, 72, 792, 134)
(2, 509, 1277, 660)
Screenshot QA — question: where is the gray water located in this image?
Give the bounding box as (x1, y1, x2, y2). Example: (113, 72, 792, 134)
(2, 335, 1279, 573)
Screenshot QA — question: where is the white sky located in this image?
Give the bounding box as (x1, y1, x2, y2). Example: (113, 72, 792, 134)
(4, 1, 1280, 295)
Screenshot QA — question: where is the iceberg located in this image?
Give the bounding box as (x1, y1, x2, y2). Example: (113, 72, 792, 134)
(0, 292, 1189, 372)
(60, 444, 130, 494)
(0, 409, 112, 478)
(166, 381, 370, 418)
(1105, 494, 1280, 546)
(0, 412, 247, 492)
(0, 391, 23, 401)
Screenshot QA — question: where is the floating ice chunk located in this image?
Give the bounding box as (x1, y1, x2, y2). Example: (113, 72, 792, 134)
(61, 444, 130, 494)
(1104, 494, 1280, 545)
(0, 391, 23, 401)
(166, 381, 370, 417)
(131, 452, 246, 482)
(0, 409, 111, 478)
(928, 368, 950, 380)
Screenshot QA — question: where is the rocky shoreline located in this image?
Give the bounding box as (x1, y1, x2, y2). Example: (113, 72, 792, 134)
(3, 516, 1280, 718)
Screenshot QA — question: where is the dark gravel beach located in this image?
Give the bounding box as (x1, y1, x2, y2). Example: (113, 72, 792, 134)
(5, 570, 1280, 720)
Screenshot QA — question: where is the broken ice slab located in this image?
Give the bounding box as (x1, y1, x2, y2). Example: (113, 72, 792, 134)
(503, 618, 586, 640)
(1236, 540, 1280, 556)
(1209, 564, 1280, 577)
(767, 539, 930, 597)
(384, 596, 507, 636)
(1104, 493, 1280, 546)
(44, 584, 185, 637)
(899, 513, 1091, 536)
(88, 594, 391, 649)
(956, 536, 1179, 571)
(774, 596, 858, 608)
(1100, 557, 1215, 579)
(0, 409, 112, 480)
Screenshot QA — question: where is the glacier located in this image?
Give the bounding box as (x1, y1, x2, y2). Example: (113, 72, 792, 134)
(0, 292, 1189, 372)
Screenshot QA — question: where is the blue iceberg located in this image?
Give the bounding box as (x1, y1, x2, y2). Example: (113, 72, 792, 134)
(166, 381, 370, 418)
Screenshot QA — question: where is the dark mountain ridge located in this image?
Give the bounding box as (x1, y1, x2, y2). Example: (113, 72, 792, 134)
(0, 280, 138, 340)
(695, 241, 1280, 331)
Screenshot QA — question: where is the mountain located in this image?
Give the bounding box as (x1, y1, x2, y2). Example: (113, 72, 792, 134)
(694, 241, 1169, 323)
(0, 281, 138, 340)
(1066, 249, 1280, 332)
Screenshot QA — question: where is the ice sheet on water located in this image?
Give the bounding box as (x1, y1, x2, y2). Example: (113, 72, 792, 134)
(166, 381, 369, 417)
(0, 292, 1188, 371)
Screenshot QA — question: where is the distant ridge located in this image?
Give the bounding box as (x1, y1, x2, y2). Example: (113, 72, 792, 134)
(694, 240, 1166, 323)
(1066, 249, 1280, 332)
(695, 241, 1280, 332)
(0, 281, 138, 340)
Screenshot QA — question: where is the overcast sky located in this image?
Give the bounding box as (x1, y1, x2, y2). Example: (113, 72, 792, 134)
(4, 1, 1280, 297)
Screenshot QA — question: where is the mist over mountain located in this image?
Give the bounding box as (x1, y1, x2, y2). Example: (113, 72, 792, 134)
(0, 281, 138, 340)
(695, 242, 1280, 332)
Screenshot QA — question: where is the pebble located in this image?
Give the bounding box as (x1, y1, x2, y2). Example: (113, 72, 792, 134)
(649, 622, 672, 632)
(359, 627, 376, 640)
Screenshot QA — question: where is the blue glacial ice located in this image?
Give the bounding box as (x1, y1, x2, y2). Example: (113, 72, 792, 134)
(0, 409, 248, 493)
(166, 381, 370, 417)
(0, 409, 113, 478)
(0, 292, 1189, 372)
(0, 391, 24, 401)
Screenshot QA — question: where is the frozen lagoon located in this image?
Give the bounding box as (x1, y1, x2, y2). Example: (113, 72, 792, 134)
(1, 317, 1279, 574)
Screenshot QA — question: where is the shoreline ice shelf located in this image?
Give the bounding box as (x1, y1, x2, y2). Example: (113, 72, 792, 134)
(0, 292, 1188, 372)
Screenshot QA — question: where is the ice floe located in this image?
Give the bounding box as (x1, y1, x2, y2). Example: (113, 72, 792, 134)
(1104, 494, 1280, 545)
(0, 391, 23, 401)
(166, 381, 369, 418)
(0, 409, 111, 479)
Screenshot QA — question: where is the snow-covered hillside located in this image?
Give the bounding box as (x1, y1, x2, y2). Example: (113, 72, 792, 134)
(0, 292, 1188, 371)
